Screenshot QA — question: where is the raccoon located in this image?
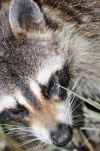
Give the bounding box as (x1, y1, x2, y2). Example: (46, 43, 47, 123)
(0, 0, 100, 148)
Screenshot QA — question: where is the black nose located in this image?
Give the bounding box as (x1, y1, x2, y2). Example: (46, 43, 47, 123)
(51, 124, 73, 147)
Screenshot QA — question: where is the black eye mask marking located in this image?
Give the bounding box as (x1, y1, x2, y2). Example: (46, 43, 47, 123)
(0, 104, 29, 122)
(41, 67, 70, 100)
(40, 76, 56, 99)
(58, 67, 70, 87)
(58, 67, 70, 100)
(10, 72, 41, 110)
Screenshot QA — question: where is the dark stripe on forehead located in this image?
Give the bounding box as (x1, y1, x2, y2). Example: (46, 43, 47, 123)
(11, 72, 40, 110)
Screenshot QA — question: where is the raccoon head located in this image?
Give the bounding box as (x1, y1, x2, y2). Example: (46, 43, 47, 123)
(0, 0, 85, 147)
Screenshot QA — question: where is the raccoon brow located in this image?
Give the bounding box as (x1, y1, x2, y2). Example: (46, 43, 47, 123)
(10, 72, 40, 110)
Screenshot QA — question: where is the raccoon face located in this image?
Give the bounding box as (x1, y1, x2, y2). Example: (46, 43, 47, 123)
(0, 69, 73, 147)
(0, 0, 78, 147)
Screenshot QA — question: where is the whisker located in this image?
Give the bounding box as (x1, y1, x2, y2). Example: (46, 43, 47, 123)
(32, 142, 41, 151)
(71, 76, 82, 91)
(65, 77, 82, 124)
(65, 77, 81, 121)
(3, 128, 33, 138)
(73, 117, 84, 122)
(9, 128, 33, 134)
(12, 138, 38, 150)
(0, 128, 24, 135)
(15, 134, 35, 140)
(57, 79, 82, 125)
(0, 124, 24, 128)
(73, 120, 84, 124)
(68, 76, 82, 106)
(70, 83, 82, 108)
(71, 97, 79, 111)
(73, 115, 84, 118)
(72, 100, 84, 113)
(56, 84, 100, 110)
(4, 131, 25, 138)
(72, 123, 84, 127)
(6, 130, 28, 137)
(4, 128, 28, 134)
(80, 127, 100, 131)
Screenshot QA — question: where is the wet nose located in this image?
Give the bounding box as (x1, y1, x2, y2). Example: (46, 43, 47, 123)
(51, 124, 73, 147)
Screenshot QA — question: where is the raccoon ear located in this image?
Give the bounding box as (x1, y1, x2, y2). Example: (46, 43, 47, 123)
(9, 0, 45, 36)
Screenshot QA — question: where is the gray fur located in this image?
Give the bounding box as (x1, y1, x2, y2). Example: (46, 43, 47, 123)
(0, 0, 100, 98)
(9, 0, 45, 34)
(0, 0, 100, 146)
(0, 0, 99, 100)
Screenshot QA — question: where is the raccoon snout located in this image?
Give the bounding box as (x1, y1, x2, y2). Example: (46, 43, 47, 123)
(51, 124, 73, 147)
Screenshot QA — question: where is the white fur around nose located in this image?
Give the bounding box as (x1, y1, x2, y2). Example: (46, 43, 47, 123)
(57, 103, 72, 125)
(31, 124, 52, 144)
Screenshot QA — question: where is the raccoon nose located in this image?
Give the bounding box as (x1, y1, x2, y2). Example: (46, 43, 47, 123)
(51, 124, 73, 147)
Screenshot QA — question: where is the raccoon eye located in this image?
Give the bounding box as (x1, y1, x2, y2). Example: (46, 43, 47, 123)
(0, 104, 29, 122)
(58, 67, 69, 87)
(40, 67, 70, 100)
(41, 76, 56, 99)
(9, 104, 29, 120)
(58, 67, 69, 99)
